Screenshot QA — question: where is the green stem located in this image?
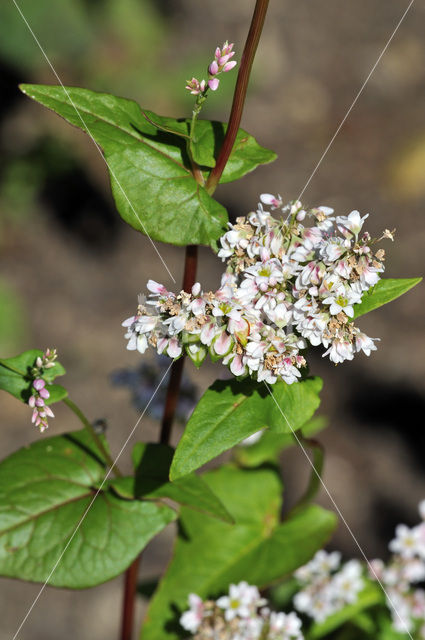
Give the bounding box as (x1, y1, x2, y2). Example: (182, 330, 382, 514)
(287, 435, 324, 517)
(63, 397, 123, 478)
(205, 0, 270, 194)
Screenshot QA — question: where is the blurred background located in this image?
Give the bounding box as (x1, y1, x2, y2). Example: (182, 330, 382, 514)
(0, 0, 424, 638)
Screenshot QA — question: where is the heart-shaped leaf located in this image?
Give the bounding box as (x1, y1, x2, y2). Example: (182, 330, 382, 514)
(0, 429, 176, 588)
(170, 377, 323, 480)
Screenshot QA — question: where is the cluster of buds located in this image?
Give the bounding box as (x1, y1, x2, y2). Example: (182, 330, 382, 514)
(369, 500, 425, 636)
(180, 582, 303, 640)
(185, 41, 237, 96)
(122, 195, 392, 385)
(28, 348, 57, 432)
(294, 551, 364, 622)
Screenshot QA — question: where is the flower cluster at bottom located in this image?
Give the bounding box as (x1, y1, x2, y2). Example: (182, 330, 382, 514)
(123, 196, 392, 385)
(180, 582, 303, 640)
(369, 499, 425, 636)
(180, 500, 425, 639)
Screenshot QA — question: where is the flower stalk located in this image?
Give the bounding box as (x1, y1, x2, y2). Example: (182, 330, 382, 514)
(206, 0, 270, 195)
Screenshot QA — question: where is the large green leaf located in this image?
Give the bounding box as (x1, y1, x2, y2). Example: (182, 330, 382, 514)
(143, 465, 337, 640)
(0, 349, 67, 404)
(354, 278, 421, 319)
(170, 377, 323, 480)
(110, 443, 232, 523)
(20, 84, 227, 246)
(0, 429, 176, 588)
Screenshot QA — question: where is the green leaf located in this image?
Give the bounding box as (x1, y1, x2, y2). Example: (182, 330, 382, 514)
(192, 121, 277, 182)
(309, 581, 383, 638)
(170, 377, 322, 480)
(354, 278, 421, 319)
(20, 84, 227, 246)
(110, 443, 232, 523)
(140, 112, 277, 181)
(0, 349, 66, 404)
(143, 465, 337, 640)
(0, 429, 176, 588)
(234, 416, 328, 468)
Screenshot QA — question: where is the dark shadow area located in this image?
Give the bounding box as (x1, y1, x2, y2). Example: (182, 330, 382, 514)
(40, 165, 120, 252)
(347, 374, 425, 472)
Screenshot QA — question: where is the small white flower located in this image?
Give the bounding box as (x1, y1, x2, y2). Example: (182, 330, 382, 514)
(180, 593, 204, 633)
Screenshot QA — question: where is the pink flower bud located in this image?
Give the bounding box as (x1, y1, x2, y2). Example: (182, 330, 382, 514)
(39, 387, 50, 399)
(36, 356, 43, 368)
(223, 60, 237, 73)
(45, 406, 55, 418)
(33, 378, 45, 391)
(28, 395, 36, 408)
(208, 78, 220, 91)
(31, 409, 38, 423)
(35, 397, 45, 407)
(208, 60, 219, 76)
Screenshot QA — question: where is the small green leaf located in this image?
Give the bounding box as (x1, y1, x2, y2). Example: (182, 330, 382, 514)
(141, 112, 277, 181)
(192, 120, 277, 182)
(142, 465, 336, 640)
(354, 278, 421, 319)
(0, 349, 66, 404)
(0, 430, 176, 588)
(20, 84, 227, 246)
(234, 416, 328, 468)
(309, 581, 383, 638)
(111, 443, 232, 523)
(170, 377, 322, 480)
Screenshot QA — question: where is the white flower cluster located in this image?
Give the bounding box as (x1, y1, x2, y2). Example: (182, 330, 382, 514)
(369, 500, 425, 637)
(123, 196, 391, 385)
(180, 581, 303, 640)
(294, 551, 364, 622)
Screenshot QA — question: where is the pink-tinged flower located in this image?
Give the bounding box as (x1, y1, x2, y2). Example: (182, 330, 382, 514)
(336, 210, 369, 237)
(180, 593, 204, 633)
(146, 280, 169, 296)
(185, 77, 206, 95)
(208, 77, 219, 91)
(355, 332, 379, 356)
(167, 337, 182, 359)
(228, 354, 247, 376)
(212, 331, 233, 356)
(260, 193, 283, 209)
(208, 60, 219, 76)
(33, 378, 45, 391)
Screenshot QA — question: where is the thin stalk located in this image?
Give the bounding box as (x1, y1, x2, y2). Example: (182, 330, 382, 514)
(205, 0, 270, 194)
(120, 554, 142, 640)
(63, 397, 122, 477)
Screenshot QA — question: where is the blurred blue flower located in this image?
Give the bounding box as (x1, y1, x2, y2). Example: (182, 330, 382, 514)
(111, 355, 198, 422)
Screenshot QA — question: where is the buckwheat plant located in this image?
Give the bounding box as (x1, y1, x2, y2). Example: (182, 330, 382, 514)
(0, 2, 421, 640)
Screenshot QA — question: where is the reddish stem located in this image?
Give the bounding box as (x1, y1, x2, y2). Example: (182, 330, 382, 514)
(205, 0, 270, 194)
(160, 245, 198, 444)
(119, 245, 198, 640)
(120, 554, 142, 640)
